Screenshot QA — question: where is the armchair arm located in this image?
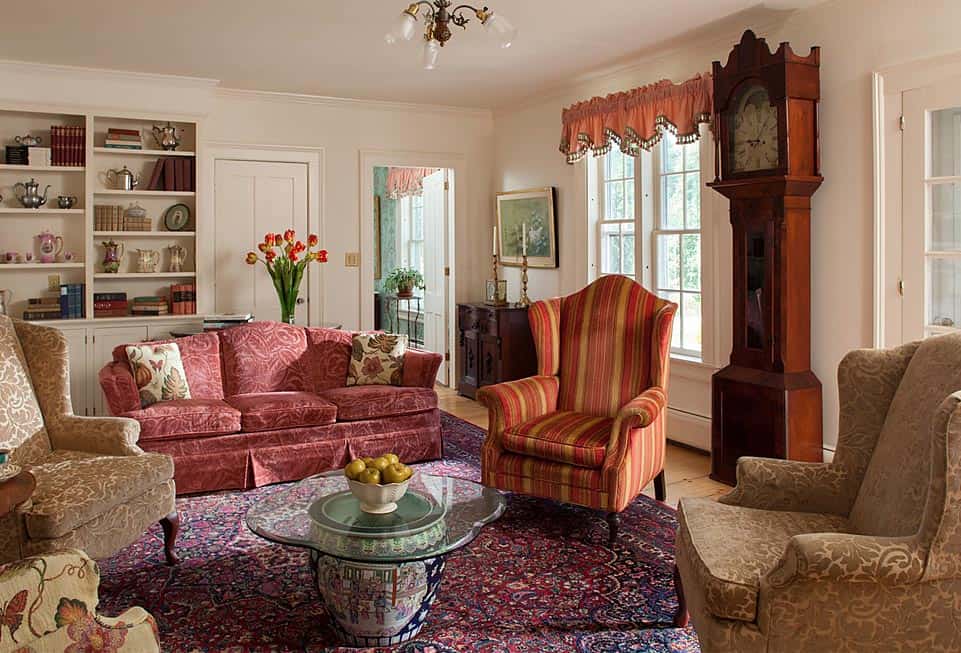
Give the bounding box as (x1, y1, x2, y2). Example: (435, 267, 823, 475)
(46, 415, 143, 457)
(99, 361, 141, 415)
(719, 457, 849, 515)
(401, 349, 443, 388)
(604, 386, 667, 469)
(766, 532, 925, 589)
(477, 376, 559, 438)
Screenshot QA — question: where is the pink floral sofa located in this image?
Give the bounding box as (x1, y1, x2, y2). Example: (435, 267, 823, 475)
(99, 321, 443, 495)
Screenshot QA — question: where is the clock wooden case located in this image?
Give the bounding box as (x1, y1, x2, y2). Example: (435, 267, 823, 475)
(708, 30, 823, 484)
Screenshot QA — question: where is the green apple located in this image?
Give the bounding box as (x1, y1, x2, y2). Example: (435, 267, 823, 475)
(356, 468, 381, 485)
(383, 463, 413, 484)
(383, 453, 400, 465)
(344, 459, 366, 480)
(370, 456, 390, 473)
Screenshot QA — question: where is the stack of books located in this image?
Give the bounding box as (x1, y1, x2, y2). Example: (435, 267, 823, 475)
(5, 145, 28, 165)
(170, 284, 196, 314)
(131, 296, 169, 317)
(93, 292, 128, 318)
(104, 128, 142, 150)
(28, 147, 52, 167)
(94, 205, 125, 231)
(51, 126, 85, 166)
(144, 156, 195, 191)
(59, 283, 85, 319)
(203, 313, 253, 331)
(22, 295, 63, 321)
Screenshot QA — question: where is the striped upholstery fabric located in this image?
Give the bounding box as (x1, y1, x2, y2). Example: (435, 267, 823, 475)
(479, 275, 676, 514)
(503, 411, 613, 468)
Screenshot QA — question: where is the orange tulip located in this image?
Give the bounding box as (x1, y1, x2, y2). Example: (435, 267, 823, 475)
(265, 249, 277, 262)
(245, 252, 258, 265)
(284, 229, 296, 244)
(273, 233, 284, 247)
(288, 250, 299, 262)
(257, 242, 269, 252)
(263, 233, 273, 245)
(317, 249, 328, 263)
(307, 234, 319, 248)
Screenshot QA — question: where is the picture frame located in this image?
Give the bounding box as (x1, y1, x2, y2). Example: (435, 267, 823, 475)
(496, 187, 557, 268)
(485, 278, 507, 306)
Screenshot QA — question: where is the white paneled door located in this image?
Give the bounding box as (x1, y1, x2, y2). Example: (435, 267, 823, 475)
(214, 160, 309, 324)
(901, 75, 961, 342)
(421, 169, 449, 384)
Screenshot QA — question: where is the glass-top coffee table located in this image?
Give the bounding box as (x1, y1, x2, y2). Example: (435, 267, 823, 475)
(246, 471, 505, 647)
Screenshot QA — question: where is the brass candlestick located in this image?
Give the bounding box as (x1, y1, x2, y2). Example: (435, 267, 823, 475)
(519, 253, 531, 307)
(485, 253, 507, 306)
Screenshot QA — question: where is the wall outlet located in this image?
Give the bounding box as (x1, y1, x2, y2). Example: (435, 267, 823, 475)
(47, 274, 61, 291)
(345, 252, 361, 267)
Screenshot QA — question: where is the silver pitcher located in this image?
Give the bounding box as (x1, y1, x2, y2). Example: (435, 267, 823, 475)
(151, 122, 181, 151)
(13, 178, 50, 208)
(105, 166, 139, 191)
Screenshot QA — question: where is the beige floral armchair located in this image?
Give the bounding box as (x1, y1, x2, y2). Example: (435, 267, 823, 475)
(0, 548, 160, 652)
(675, 333, 961, 652)
(0, 316, 178, 565)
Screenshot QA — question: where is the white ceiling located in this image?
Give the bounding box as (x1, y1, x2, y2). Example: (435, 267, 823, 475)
(0, 1, 817, 108)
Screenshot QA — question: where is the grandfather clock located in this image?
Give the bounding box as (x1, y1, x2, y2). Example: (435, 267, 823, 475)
(709, 30, 823, 484)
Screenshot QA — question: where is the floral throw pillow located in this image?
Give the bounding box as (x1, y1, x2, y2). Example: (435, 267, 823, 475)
(346, 333, 407, 386)
(126, 343, 192, 407)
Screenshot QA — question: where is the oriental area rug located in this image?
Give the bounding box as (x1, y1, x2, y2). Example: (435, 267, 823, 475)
(98, 413, 699, 652)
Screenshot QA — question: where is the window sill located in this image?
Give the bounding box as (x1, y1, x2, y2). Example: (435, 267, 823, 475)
(669, 355, 718, 383)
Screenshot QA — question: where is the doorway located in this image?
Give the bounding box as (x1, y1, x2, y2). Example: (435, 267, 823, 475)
(372, 165, 453, 384)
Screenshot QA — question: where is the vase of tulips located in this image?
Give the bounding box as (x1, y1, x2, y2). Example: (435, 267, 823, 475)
(245, 230, 328, 324)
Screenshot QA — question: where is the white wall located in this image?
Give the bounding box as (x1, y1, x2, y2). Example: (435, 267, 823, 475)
(492, 0, 961, 452)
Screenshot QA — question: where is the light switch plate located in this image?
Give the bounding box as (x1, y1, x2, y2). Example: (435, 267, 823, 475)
(47, 274, 61, 291)
(345, 252, 360, 267)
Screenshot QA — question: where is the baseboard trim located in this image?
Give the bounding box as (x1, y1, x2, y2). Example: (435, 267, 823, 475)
(666, 408, 711, 452)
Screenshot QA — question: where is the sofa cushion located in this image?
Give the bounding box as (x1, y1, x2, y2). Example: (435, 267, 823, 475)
(346, 333, 407, 386)
(502, 411, 612, 468)
(302, 327, 353, 392)
(219, 321, 310, 395)
(24, 449, 175, 539)
(125, 343, 192, 407)
(123, 399, 241, 442)
(319, 385, 436, 421)
(225, 392, 337, 432)
(113, 331, 225, 400)
(676, 497, 848, 623)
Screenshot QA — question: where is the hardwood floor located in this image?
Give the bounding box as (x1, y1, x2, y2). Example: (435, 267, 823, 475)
(436, 385, 729, 507)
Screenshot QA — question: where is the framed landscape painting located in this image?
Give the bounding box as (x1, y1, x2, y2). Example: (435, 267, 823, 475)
(496, 187, 558, 268)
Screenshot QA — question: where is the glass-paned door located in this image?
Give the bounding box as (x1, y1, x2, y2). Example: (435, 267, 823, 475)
(902, 76, 961, 340)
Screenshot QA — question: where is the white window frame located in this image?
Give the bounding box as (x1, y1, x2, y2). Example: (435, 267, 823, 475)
(396, 193, 426, 300)
(595, 148, 639, 279)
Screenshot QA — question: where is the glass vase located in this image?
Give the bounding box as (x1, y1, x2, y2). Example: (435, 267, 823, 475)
(279, 289, 298, 325)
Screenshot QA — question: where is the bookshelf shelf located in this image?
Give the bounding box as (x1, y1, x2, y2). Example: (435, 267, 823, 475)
(94, 190, 195, 197)
(0, 262, 85, 270)
(0, 164, 85, 172)
(0, 208, 84, 214)
(93, 147, 195, 157)
(94, 272, 196, 279)
(93, 231, 195, 238)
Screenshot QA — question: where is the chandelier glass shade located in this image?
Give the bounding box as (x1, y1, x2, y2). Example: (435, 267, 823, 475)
(385, 1, 516, 69)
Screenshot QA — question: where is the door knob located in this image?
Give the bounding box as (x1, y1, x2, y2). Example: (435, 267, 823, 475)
(296, 297, 306, 305)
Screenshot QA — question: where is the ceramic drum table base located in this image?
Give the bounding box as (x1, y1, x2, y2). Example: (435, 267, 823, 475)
(245, 471, 505, 647)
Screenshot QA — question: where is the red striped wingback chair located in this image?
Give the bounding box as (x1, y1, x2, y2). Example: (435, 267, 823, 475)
(478, 275, 677, 545)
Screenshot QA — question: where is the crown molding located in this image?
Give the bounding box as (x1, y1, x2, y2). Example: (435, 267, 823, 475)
(216, 87, 492, 119)
(0, 59, 220, 88)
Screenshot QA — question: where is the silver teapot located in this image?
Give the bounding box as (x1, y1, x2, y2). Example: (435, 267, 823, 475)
(151, 122, 181, 151)
(14, 135, 41, 146)
(105, 165, 139, 191)
(13, 178, 50, 208)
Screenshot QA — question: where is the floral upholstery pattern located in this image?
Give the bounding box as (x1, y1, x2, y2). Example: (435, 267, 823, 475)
(677, 333, 961, 652)
(112, 331, 225, 400)
(479, 276, 675, 514)
(318, 386, 437, 421)
(122, 399, 241, 442)
(125, 343, 192, 407)
(0, 317, 176, 565)
(302, 327, 353, 391)
(347, 333, 407, 386)
(0, 317, 51, 467)
(219, 321, 310, 395)
(502, 411, 613, 468)
(225, 392, 337, 432)
(0, 549, 159, 652)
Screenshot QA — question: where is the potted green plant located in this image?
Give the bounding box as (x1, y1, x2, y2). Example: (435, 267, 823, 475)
(384, 267, 425, 298)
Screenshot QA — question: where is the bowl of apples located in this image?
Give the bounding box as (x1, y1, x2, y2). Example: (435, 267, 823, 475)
(343, 453, 414, 514)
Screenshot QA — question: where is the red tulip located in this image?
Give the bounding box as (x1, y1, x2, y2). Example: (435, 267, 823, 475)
(263, 233, 273, 245)
(245, 252, 258, 265)
(288, 250, 299, 262)
(273, 233, 284, 247)
(293, 241, 305, 254)
(307, 234, 319, 248)
(284, 229, 296, 244)
(317, 249, 328, 263)
(257, 242, 269, 253)
(265, 249, 277, 262)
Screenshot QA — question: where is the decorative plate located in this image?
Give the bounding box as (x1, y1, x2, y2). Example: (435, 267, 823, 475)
(308, 489, 445, 540)
(163, 203, 191, 231)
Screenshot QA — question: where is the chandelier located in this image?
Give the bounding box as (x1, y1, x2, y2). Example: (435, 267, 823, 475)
(385, 1, 516, 70)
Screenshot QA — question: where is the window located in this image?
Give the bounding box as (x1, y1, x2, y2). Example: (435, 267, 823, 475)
(654, 132, 702, 356)
(398, 193, 425, 288)
(593, 131, 705, 358)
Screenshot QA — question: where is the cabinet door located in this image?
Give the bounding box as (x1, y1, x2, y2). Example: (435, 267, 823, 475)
(459, 329, 479, 392)
(59, 327, 89, 416)
(479, 334, 502, 387)
(93, 326, 148, 415)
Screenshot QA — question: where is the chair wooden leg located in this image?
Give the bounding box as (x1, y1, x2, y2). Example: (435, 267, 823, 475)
(654, 470, 667, 502)
(606, 511, 619, 547)
(673, 563, 689, 627)
(160, 512, 181, 566)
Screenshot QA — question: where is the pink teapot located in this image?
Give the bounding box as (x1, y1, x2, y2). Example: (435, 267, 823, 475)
(36, 229, 63, 264)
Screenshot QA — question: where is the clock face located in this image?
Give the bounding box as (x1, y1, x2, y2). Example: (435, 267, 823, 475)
(729, 84, 779, 174)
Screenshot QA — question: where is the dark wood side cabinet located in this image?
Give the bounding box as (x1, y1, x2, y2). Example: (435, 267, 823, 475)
(456, 303, 537, 399)
(709, 31, 824, 485)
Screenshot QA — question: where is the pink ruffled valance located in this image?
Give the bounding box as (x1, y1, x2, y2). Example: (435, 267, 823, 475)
(559, 74, 713, 163)
(386, 167, 441, 199)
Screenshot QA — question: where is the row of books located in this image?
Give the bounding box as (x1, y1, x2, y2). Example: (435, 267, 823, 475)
(171, 284, 196, 314)
(132, 295, 169, 316)
(104, 128, 141, 150)
(144, 157, 195, 192)
(50, 126, 85, 166)
(93, 292, 128, 318)
(21, 284, 85, 321)
(94, 205, 151, 231)
(203, 313, 253, 331)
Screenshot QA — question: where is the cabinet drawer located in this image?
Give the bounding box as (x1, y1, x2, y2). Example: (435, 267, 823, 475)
(482, 309, 499, 336)
(458, 305, 487, 332)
